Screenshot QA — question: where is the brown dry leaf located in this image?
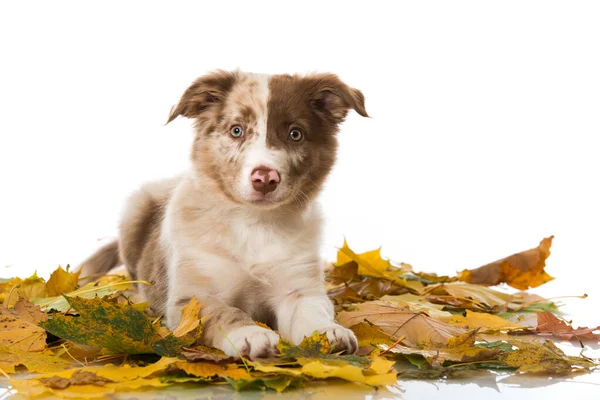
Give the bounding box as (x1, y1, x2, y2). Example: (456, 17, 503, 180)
(0, 299, 48, 352)
(46, 266, 81, 297)
(380, 330, 499, 367)
(534, 312, 600, 341)
(40, 371, 114, 389)
(329, 277, 411, 304)
(458, 236, 555, 290)
(337, 301, 466, 347)
(328, 261, 359, 284)
(380, 293, 453, 319)
(427, 282, 517, 311)
(181, 344, 235, 362)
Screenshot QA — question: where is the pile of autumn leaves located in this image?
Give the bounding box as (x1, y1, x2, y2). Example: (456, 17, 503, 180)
(1, 236, 599, 398)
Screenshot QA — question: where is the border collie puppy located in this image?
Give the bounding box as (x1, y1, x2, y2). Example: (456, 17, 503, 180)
(81, 70, 368, 359)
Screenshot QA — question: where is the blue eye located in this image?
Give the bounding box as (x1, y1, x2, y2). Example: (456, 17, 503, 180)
(289, 129, 303, 141)
(231, 125, 243, 138)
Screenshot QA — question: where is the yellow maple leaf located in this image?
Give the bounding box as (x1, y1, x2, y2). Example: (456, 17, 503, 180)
(0, 347, 72, 374)
(3, 272, 47, 307)
(336, 241, 391, 278)
(443, 310, 526, 332)
(46, 266, 81, 297)
(172, 296, 202, 338)
(349, 322, 395, 348)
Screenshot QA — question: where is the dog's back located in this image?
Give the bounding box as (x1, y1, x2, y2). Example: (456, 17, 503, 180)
(80, 177, 179, 313)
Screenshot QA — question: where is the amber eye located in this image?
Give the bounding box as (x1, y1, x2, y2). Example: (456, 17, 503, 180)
(230, 125, 244, 138)
(289, 129, 303, 141)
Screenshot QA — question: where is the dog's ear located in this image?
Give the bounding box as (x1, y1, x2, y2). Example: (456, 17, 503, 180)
(167, 70, 237, 124)
(309, 74, 369, 123)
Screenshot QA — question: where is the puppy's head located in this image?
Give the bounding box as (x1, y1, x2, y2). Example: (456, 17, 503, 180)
(168, 70, 368, 209)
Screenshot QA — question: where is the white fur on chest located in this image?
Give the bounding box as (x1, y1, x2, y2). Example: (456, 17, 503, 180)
(162, 175, 323, 298)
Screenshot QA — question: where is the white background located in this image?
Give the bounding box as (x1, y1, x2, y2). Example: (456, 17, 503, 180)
(1, 0, 599, 331)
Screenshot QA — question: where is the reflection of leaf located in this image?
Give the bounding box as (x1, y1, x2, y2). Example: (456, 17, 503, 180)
(10, 363, 174, 399)
(337, 301, 466, 347)
(300, 360, 366, 383)
(40, 371, 113, 389)
(39, 357, 178, 381)
(0, 299, 48, 352)
(226, 375, 302, 392)
(458, 237, 554, 290)
(534, 312, 600, 341)
(40, 296, 161, 354)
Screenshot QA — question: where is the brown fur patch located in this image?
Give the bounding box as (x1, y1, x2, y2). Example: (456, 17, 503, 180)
(267, 73, 368, 202)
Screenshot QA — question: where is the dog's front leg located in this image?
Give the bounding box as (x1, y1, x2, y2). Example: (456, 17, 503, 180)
(275, 284, 358, 354)
(167, 293, 279, 359)
(165, 256, 279, 359)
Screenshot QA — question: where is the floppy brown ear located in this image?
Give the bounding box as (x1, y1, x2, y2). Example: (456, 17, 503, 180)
(167, 70, 238, 124)
(310, 74, 369, 122)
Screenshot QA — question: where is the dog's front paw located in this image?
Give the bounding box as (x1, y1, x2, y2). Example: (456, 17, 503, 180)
(321, 324, 358, 355)
(219, 325, 280, 360)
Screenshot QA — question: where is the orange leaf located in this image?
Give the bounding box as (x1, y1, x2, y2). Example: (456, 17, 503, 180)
(458, 236, 554, 290)
(534, 312, 600, 341)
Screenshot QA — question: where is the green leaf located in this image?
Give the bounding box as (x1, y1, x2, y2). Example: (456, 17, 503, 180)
(40, 295, 160, 354)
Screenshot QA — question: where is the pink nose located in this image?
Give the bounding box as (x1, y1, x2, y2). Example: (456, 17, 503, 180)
(251, 166, 280, 194)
